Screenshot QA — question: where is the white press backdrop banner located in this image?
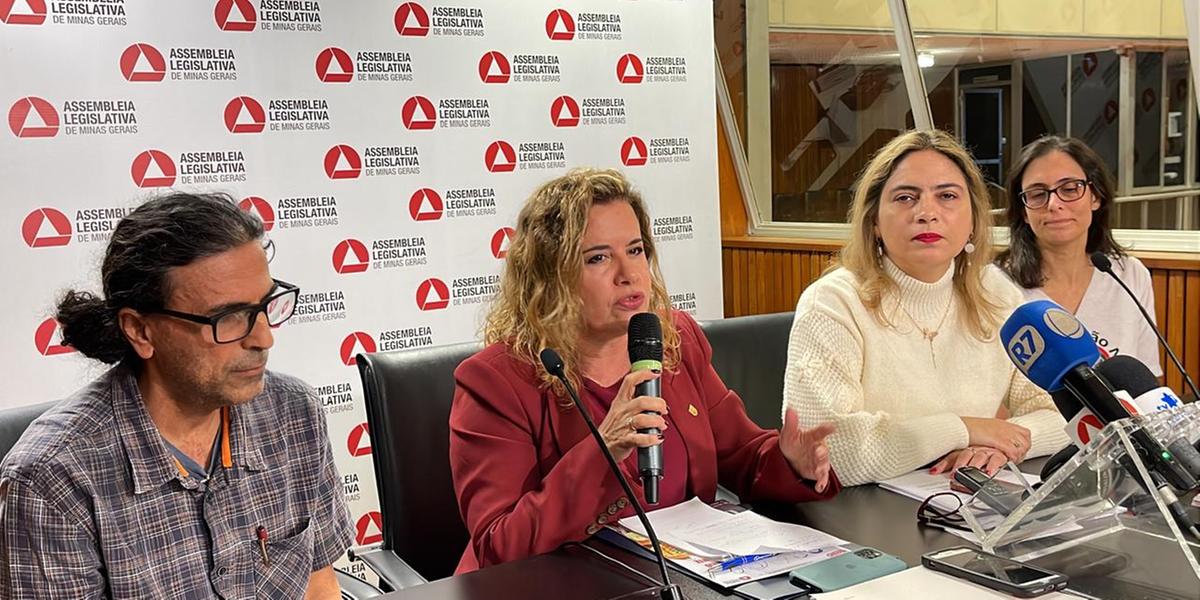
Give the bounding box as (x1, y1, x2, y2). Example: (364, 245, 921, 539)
(0, 0, 721, 575)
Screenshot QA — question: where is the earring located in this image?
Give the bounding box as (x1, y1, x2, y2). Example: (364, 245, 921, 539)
(963, 239, 976, 255)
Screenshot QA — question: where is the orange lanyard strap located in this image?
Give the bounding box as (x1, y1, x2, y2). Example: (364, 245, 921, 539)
(171, 407, 233, 478)
(220, 406, 232, 469)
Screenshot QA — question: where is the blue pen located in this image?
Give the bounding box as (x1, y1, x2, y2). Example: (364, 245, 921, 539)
(709, 553, 775, 573)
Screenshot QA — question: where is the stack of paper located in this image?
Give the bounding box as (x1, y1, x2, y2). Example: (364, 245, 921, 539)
(618, 497, 844, 557)
(610, 498, 851, 587)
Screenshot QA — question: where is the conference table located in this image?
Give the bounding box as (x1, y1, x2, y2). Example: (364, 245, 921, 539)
(377, 457, 1200, 600)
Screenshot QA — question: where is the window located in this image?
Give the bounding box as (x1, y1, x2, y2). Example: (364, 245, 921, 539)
(768, 29, 912, 223)
(721, 0, 1200, 246)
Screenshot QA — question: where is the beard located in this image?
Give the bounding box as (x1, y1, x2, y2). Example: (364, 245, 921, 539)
(155, 347, 269, 413)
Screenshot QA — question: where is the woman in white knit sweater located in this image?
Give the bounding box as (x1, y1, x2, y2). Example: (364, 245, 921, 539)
(782, 130, 1069, 486)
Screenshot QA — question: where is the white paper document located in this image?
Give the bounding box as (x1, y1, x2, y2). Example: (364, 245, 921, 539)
(812, 566, 1075, 599)
(616, 497, 732, 557)
(611, 498, 851, 587)
(679, 509, 845, 555)
(617, 497, 844, 557)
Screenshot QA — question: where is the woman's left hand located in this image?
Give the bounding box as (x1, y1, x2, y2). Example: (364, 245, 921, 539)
(780, 409, 836, 493)
(929, 446, 1008, 476)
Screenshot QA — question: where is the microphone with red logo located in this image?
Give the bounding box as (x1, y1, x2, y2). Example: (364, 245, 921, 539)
(1090, 252, 1200, 402)
(628, 313, 664, 505)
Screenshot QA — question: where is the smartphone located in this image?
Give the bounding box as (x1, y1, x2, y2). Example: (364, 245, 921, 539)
(787, 547, 906, 592)
(954, 466, 1024, 514)
(922, 546, 1069, 598)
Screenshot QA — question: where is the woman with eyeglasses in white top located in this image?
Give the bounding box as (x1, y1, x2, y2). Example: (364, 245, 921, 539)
(996, 136, 1162, 378)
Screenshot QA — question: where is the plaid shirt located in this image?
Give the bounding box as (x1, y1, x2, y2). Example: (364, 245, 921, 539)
(0, 366, 353, 599)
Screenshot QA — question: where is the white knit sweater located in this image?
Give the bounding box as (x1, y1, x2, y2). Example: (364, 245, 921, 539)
(782, 259, 1069, 486)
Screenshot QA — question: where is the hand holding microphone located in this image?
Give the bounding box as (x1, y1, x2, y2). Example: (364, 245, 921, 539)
(539, 349, 683, 599)
(596, 370, 667, 461)
(629, 313, 666, 504)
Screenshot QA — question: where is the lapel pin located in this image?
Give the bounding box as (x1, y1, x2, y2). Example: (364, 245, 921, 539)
(688, 404, 698, 417)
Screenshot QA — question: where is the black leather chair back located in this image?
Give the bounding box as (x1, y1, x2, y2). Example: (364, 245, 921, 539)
(0, 401, 57, 460)
(697, 312, 795, 429)
(356, 342, 481, 581)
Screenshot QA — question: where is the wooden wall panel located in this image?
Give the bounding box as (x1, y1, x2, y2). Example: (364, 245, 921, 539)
(1187, 273, 1200, 392)
(722, 237, 1200, 398)
(1152, 269, 1168, 380)
(1165, 271, 1184, 392)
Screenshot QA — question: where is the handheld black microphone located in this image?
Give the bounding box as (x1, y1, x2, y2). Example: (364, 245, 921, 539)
(628, 313, 664, 505)
(1090, 251, 1200, 402)
(539, 348, 683, 600)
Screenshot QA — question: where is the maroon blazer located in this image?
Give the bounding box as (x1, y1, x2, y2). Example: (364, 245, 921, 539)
(448, 311, 840, 573)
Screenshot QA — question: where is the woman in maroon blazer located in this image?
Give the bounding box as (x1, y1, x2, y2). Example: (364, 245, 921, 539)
(450, 169, 840, 573)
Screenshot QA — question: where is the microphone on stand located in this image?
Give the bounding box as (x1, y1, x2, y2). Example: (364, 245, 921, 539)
(628, 313, 664, 505)
(540, 348, 683, 600)
(1093, 356, 1200, 478)
(1001, 301, 1200, 539)
(1090, 251, 1200, 402)
(1001, 300, 1196, 490)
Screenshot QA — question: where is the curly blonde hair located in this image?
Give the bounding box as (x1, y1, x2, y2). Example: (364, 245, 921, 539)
(838, 129, 1007, 340)
(484, 168, 681, 392)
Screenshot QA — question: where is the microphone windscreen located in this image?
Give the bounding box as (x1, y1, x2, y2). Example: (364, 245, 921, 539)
(1095, 355, 1185, 416)
(1001, 300, 1100, 392)
(539, 348, 565, 376)
(1089, 252, 1113, 272)
(1094, 355, 1159, 397)
(628, 312, 663, 364)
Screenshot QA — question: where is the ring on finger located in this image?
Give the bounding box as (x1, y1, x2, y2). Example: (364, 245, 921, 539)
(626, 416, 636, 432)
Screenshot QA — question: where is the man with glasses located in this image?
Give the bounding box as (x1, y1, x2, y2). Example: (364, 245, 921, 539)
(0, 192, 352, 598)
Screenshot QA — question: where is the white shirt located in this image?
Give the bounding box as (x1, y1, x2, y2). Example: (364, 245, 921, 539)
(1020, 255, 1163, 377)
(782, 259, 1068, 486)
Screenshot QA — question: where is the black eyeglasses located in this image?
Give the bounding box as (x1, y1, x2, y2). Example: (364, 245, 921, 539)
(146, 279, 300, 344)
(1018, 179, 1090, 209)
(916, 491, 971, 532)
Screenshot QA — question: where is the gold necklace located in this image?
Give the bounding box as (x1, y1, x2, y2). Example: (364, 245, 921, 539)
(897, 297, 953, 366)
